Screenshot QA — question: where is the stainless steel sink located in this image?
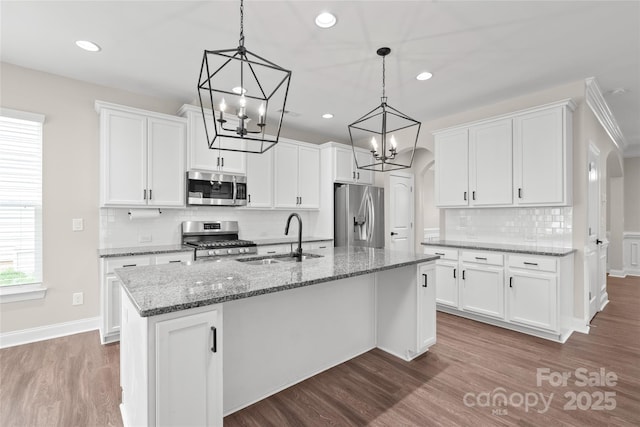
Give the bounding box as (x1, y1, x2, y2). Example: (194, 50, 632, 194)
(236, 253, 323, 265)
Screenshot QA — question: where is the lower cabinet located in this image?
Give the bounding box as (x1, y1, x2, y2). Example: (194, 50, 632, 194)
(417, 264, 436, 350)
(460, 263, 505, 320)
(434, 261, 458, 308)
(507, 270, 557, 331)
(99, 251, 193, 344)
(120, 292, 223, 427)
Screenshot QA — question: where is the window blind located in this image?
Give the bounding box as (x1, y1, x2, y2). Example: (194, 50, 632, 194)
(0, 112, 43, 287)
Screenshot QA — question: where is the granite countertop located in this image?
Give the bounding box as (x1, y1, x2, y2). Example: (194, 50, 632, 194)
(251, 236, 333, 246)
(98, 244, 194, 258)
(115, 246, 437, 317)
(421, 240, 576, 257)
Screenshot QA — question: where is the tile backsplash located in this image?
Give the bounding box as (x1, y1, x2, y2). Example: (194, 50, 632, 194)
(99, 207, 321, 248)
(444, 207, 572, 247)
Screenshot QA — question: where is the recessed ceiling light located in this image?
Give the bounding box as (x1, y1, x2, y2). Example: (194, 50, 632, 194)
(322, 113, 334, 119)
(232, 86, 247, 94)
(416, 71, 433, 81)
(604, 87, 629, 96)
(315, 12, 337, 28)
(75, 40, 101, 52)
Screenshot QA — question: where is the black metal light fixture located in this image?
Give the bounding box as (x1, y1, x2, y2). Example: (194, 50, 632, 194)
(348, 47, 421, 172)
(198, 0, 292, 154)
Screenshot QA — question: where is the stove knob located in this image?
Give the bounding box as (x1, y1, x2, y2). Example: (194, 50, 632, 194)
(214, 250, 222, 255)
(208, 250, 215, 256)
(228, 249, 234, 254)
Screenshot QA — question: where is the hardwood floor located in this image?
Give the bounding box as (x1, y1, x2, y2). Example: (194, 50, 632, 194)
(1, 275, 638, 426)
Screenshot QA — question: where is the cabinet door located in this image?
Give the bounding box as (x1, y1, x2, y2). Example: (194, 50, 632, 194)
(246, 150, 274, 208)
(101, 109, 147, 206)
(156, 310, 222, 427)
(147, 118, 186, 207)
(461, 264, 504, 319)
(217, 138, 247, 174)
(105, 275, 122, 335)
(418, 264, 436, 350)
(508, 271, 557, 331)
(274, 142, 299, 208)
(435, 129, 469, 207)
(298, 146, 320, 208)
(435, 261, 459, 308)
(154, 252, 193, 264)
(334, 147, 355, 183)
(469, 119, 512, 206)
(513, 107, 565, 205)
(187, 110, 220, 172)
(257, 244, 292, 255)
(354, 149, 374, 184)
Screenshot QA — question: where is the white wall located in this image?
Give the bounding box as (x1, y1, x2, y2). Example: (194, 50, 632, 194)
(624, 157, 640, 232)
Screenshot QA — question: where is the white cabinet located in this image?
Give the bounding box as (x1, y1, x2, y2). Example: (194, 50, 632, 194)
(469, 119, 513, 206)
(99, 251, 193, 344)
(460, 263, 505, 320)
(156, 310, 222, 426)
(179, 104, 246, 174)
(257, 244, 291, 255)
(120, 294, 223, 427)
(333, 146, 373, 185)
(423, 246, 459, 308)
(418, 263, 436, 350)
(434, 129, 469, 207)
(97, 102, 186, 208)
(507, 270, 557, 331)
(513, 104, 572, 206)
(274, 141, 320, 209)
(246, 149, 274, 208)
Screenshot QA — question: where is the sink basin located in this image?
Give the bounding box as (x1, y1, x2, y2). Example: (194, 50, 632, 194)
(236, 253, 324, 265)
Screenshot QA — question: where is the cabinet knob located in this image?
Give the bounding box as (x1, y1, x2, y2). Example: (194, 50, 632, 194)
(390, 232, 398, 236)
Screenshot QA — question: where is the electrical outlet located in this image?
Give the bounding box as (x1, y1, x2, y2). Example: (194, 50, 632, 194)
(139, 234, 152, 243)
(72, 292, 83, 305)
(72, 218, 84, 231)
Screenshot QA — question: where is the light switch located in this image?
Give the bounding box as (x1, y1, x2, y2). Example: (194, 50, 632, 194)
(72, 218, 84, 231)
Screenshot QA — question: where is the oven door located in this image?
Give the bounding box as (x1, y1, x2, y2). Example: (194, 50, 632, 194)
(187, 171, 247, 206)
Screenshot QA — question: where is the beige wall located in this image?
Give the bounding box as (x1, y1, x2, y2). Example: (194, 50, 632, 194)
(624, 157, 640, 232)
(0, 62, 183, 333)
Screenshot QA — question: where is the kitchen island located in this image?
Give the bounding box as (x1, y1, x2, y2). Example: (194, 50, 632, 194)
(116, 246, 438, 426)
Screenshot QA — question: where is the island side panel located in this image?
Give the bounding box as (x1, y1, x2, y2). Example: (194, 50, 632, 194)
(223, 273, 376, 415)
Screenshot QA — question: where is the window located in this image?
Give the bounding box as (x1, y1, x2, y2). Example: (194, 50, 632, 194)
(0, 108, 46, 302)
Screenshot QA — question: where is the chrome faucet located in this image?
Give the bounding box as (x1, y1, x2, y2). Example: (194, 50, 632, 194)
(285, 213, 303, 260)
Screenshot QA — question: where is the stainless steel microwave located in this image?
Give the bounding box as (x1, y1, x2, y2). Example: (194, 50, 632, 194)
(186, 171, 247, 206)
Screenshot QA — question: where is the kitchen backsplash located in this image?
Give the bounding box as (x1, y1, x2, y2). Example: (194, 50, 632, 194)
(99, 208, 321, 248)
(444, 207, 573, 247)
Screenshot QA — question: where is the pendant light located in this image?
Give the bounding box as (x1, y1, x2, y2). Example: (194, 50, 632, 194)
(198, 0, 292, 154)
(348, 47, 421, 172)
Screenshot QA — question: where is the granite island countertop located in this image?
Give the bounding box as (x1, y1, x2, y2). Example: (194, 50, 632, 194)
(421, 239, 576, 257)
(251, 236, 333, 246)
(98, 244, 194, 258)
(115, 246, 437, 317)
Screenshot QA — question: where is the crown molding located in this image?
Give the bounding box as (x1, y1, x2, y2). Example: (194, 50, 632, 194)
(585, 77, 627, 153)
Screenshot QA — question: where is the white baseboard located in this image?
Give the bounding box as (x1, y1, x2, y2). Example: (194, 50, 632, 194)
(572, 318, 591, 335)
(608, 269, 627, 278)
(625, 268, 640, 277)
(0, 316, 100, 349)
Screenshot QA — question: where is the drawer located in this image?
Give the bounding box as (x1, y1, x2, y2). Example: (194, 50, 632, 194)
(508, 255, 557, 273)
(105, 256, 151, 274)
(257, 244, 291, 255)
(461, 250, 503, 266)
(154, 252, 193, 265)
(423, 247, 458, 261)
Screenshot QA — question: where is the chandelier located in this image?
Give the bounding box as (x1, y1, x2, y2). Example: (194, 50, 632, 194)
(348, 47, 421, 171)
(198, 0, 292, 154)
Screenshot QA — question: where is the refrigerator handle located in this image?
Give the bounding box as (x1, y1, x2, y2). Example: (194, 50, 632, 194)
(366, 192, 374, 244)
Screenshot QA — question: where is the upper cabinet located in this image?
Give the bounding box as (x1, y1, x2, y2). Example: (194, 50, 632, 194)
(97, 102, 186, 208)
(434, 99, 574, 208)
(178, 105, 246, 174)
(333, 145, 374, 185)
(274, 140, 320, 209)
(245, 149, 274, 208)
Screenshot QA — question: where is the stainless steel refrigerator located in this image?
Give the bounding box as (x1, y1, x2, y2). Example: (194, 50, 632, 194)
(334, 184, 384, 248)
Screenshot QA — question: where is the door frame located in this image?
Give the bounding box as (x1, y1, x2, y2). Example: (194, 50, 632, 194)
(388, 171, 415, 252)
(586, 142, 601, 321)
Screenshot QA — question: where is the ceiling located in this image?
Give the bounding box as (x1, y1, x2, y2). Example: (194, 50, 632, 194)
(2, 1, 639, 155)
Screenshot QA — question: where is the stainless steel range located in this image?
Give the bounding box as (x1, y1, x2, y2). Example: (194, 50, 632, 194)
(182, 221, 257, 259)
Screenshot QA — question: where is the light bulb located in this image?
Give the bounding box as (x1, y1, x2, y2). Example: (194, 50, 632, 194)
(239, 95, 247, 107)
(219, 98, 227, 112)
(371, 137, 378, 152)
(258, 103, 265, 116)
(390, 135, 397, 150)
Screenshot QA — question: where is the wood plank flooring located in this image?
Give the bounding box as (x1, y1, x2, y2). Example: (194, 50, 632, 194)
(1, 275, 638, 426)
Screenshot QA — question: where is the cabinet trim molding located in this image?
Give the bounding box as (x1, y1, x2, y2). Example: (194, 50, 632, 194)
(96, 100, 186, 124)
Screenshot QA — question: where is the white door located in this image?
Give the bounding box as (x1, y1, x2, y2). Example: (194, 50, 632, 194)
(587, 143, 600, 319)
(389, 172, 414, 252)
(147, 117, 186, 207)
(434, 129, 469, 207)
(102, 109, 147, 206)
(469, 119, 513, 206)
(334, 147, 355, 182)
(297, 146, 320, 208)
(246, 150, 274, 208)
(156, 310, 222, 427)
(354, 149, 374, 184)
(461, 264, 505, 319)
(418, 264, 436, 350)
(274, 142, 299, 208)
(435, 261, 459, 308)
(508, 271, 557, 331)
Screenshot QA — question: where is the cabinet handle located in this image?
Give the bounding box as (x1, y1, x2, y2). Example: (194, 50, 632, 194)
(217, 157, 220, 167)
(518, 188, 522, 199)
(435, 252, 445, 256)
(464, 191, 467, 201)
(143, 189, 147, 200)
(221, 157, 224, 167)
(462, 270, 466, 280)
(474, 256, 487, 260)
(453, 268, 457, 279)
(169, 260, 181, 263)
(267, 251, 276, 254)
(353, 171, 356, 179)
(319, 246, 327, 249)
(248, 194, 251, 203)
(210, 326, 217, 353)
(523, 262, 538, 266)
(472, 190, 476, 200)
(509, 277, 513, 288)
(299, 197, 302, 205)
(357, 172, 360, 180)
(422, 273, 428, 288)
(123, 264, 137, 267)
(149, 189, 152, 200)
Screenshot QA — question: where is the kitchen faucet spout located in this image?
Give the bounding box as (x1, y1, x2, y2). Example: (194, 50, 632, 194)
(285, 213, 303, 260)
